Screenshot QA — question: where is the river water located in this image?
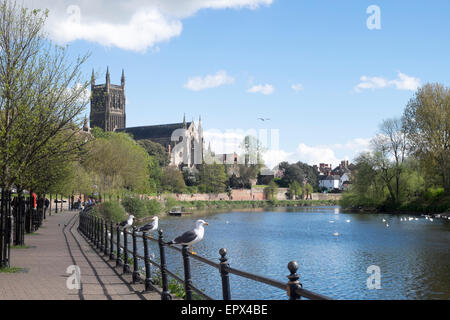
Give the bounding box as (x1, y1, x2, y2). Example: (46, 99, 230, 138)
(133, 206, 450, 300)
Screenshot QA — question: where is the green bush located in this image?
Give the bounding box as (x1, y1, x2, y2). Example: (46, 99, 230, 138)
(423, 188, 445, 202)
(94, 201, 127, 223)
(145, 199, 163, 215)
(122, 196, 147, 218)
(164, 196, 178, 210)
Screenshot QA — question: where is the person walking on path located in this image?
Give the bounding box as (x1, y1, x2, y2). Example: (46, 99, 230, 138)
(44, 198, 50, 219)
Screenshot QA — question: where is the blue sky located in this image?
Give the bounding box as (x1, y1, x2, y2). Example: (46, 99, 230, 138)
(27, 0, 450, 168)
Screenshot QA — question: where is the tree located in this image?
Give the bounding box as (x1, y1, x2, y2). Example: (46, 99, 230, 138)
(0, 1, 90, 191)
(304, 183, 313, 200)
(371, 117, 409, 203)
(403, 83, 450, 194)
(161, 166, 185, 193)
(288, 180, 302, 200)
(138, 139, 170, 167)
(84, 130, 151, 197)
(265, 180, 279, 201)
(240, 135, 266, 166)
(198, 163, 227, 194)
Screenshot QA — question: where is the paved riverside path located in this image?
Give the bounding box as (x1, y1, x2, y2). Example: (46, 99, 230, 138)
(0, 211, 160, 300)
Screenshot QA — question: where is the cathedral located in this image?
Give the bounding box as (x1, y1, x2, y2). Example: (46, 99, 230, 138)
(89, 68, 204, 168)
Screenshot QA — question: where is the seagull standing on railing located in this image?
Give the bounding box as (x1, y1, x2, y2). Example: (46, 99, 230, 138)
(137, 216, 159, 239)
(167, 219, 209, 255)
(119, 215, 135, 231)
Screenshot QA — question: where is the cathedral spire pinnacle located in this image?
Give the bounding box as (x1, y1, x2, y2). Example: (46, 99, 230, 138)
(91, 69, 95, 89)
(106, 66, 110, 91)
(183, 113, 186, 129)
(121, 69, 125, 88)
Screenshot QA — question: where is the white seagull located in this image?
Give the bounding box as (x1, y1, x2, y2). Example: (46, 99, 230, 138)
(119, 215, 135, 230)
(167, 219, 209, 255)
(137, 216, 159, 239)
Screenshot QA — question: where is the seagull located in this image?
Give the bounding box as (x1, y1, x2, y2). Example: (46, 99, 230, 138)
(333, 232, 339, 236)
(119, 215, 135, 230)
(382, 218, 386, 223)
(386, 223, 390, 227)
(257, 117, 271, 122)
(346, 219, 351, 223)
(167, 219, 209, 255)
(329, 220, 335, 224)
(429, 218, 433, 222)
(137, 216, 159, 239)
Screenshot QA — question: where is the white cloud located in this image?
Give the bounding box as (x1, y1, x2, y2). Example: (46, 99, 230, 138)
(291, 83, 304, 92)
(204, 128, 372, 168)
(23, 0, 273, 52)
(247, 84, 275, 95)
(296, 143, 340, 167)
(262, 149, 295, 170)
(355, 72, 421, 92)
(183, 70, 234, 91)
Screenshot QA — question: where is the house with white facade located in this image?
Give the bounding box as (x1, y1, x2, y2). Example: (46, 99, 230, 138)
(319, 175, 340, 191)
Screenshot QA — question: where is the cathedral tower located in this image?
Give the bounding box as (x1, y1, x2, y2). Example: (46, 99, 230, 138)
(90, 67, 126, 132)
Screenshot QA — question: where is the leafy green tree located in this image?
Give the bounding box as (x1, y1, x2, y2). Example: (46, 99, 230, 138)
(84, 130, 151, 197)
(288, 181, 302, 200)
(199, 163, 227, 194)
(138, 139, 170, 167)
(93, 201, 127, 223)
(122, 196, 147, 219)
(148, 157, 163, 194)
(161, 166, 186, 193)
(0, 1, 90, 191)
(304, 183, 313, 200)
(265, 180, 279, 201)
(403, 83, 450, 194)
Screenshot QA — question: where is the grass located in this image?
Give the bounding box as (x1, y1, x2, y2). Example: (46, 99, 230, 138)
(10, 244, 31, 249)
(152, 270, 204, 300)
(175, 199, 339, 212)
(0, 266, 23, 273)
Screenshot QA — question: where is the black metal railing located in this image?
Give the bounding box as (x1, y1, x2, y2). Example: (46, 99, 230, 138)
(78, 208, 330, 300)
(0, 191, 49, 268)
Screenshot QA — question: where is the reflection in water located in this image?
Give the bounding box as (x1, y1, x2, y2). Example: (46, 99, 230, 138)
(133, 206, 450, 300)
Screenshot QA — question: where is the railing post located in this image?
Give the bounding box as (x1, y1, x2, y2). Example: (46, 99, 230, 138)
(109, 221, 114, 260)
(104, 220, 108, 256)
(181, 245, 193, 300)
(92, 216, 95, 244)
(96, 217, 100, 249)
(100, 218, 104, 252)
(219, 248, 231, 300)
(90, 215, 93, 241)
(93, 216, 97, 246)
(158, 230, 172, 300)
(132, 227, 139, 283)
(116, 224, 122, 267)
(143, 231, 153, 292)
(286, 261, 302, 300)
(123, 228, 131, 274)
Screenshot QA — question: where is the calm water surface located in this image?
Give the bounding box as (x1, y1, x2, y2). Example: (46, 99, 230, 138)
(134, 206, 450, 300)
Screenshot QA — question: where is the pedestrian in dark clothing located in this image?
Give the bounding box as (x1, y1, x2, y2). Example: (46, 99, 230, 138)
(44, 198, 50, 219)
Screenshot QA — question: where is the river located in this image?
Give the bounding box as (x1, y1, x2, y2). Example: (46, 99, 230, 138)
(133, 206, 450, 300)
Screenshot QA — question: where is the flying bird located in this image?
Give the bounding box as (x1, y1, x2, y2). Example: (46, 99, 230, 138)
(119, 215, 135, 230)
(137, 216, 159, 239)
(257, 118, 271, 122)
(167, 219, 209, 255)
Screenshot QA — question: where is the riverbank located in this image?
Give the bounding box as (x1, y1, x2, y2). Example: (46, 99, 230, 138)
(340, 195, 450, 215)
(173, 199, 339, 212)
